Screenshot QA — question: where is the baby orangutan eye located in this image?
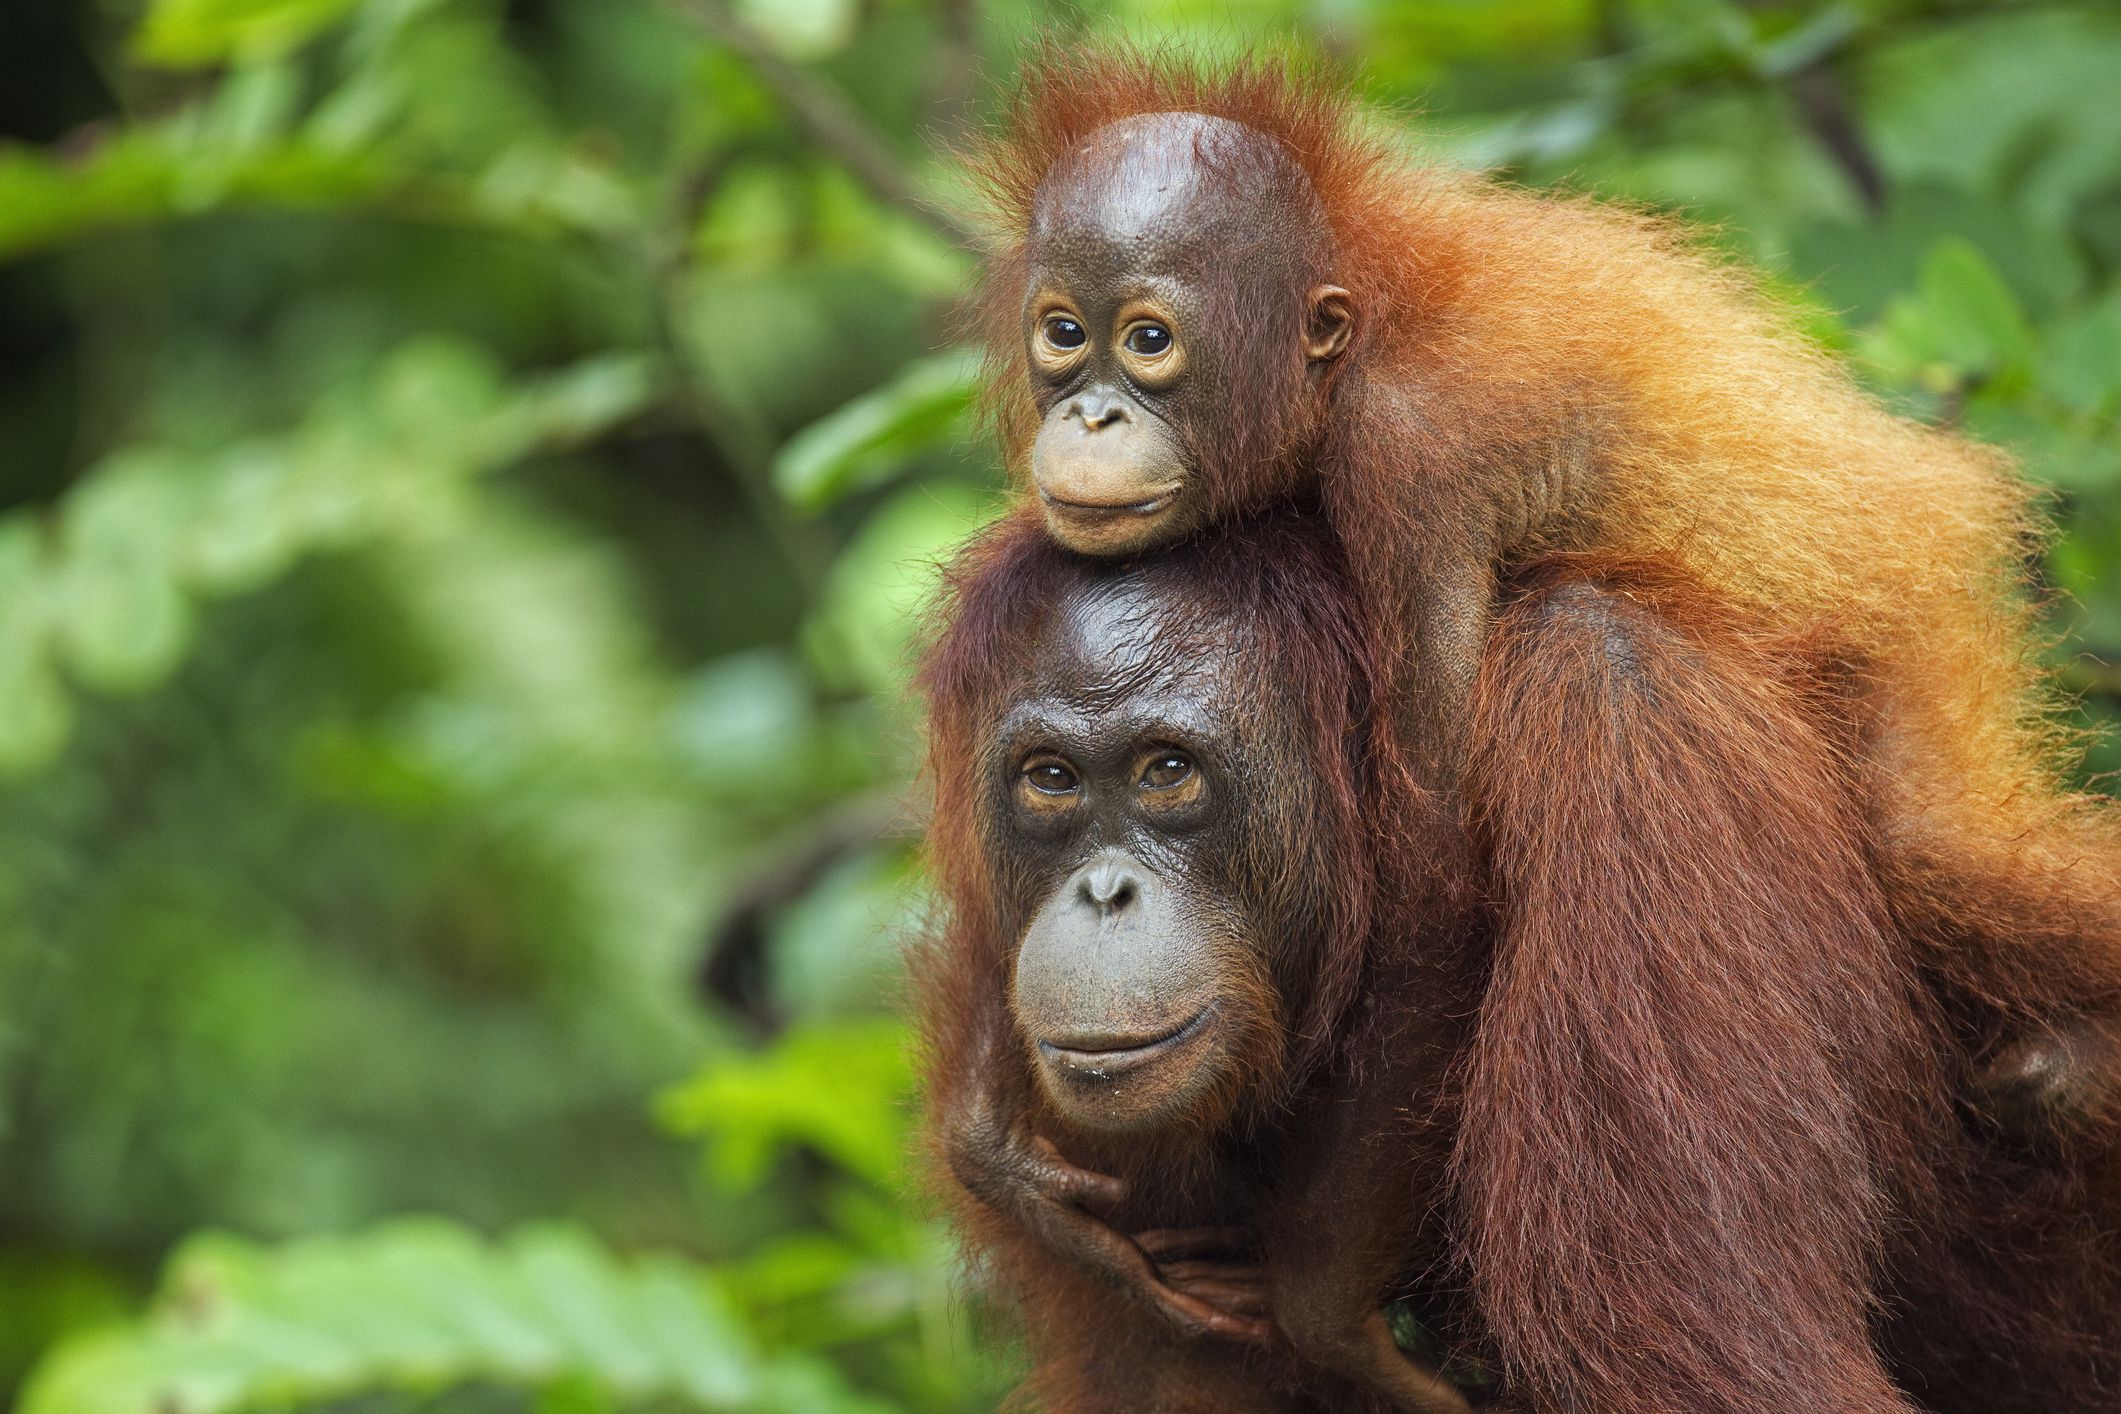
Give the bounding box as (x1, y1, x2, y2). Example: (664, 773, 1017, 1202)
(1124, 323, 1173, 356)
(1139, 752, 1193, 790)
(1044, 316, 1087, 350)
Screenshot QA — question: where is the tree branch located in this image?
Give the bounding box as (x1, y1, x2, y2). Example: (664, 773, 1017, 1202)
(1787, 61, 1887, 218)
(667, 0, 982, 250)
(698, 792, 917, 1034)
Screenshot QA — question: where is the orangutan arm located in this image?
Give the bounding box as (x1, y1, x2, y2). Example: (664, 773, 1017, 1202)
(1455, 566, 1932, 1414)
(1263, 1034, 1474, 1414)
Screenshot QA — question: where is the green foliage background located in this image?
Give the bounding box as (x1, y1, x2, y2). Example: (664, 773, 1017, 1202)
(0, 0, 2116, 1409)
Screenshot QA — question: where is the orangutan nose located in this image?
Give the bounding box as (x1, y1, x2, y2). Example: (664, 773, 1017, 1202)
(1077, 854, 1141, 915)
(1068, 393, 1132, 431)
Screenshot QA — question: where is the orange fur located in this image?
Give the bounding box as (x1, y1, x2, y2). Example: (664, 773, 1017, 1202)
(965, 46, 2121, 1020)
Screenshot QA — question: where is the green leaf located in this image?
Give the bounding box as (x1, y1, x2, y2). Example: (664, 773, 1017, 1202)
(54, 562, 196, 696)
(133, 0, 364, 68)
(1863, 8, 2121, 222)
(758, 1357, 905, 1414)
(670, 648, 818, 798)
(0, 342, 657, 778)
(0, 516, 71, 770)
(767, 849, 927, 1019)
(730, 0, 860, 60)
(1862, 237, 2037, 394)
(0, 132, 388, 266)
(2042, 292, 2121, 419)
(659, 1020, 915, 1193)
(1742, 5, 1863, 79)
(1920, 237, 2035, 382)
(515, 354, 661, 449)
(633, 1259, 760, 1408)
(773, 349, 981, 513)
(0, 117, 637, 269)
(52, 453, 199, 695)
(512, 1227, 665, 1395)
(361, 1220, 559, 1377)
(180, 444, 306, 593)
(17, 1220, 785, 1414)
(804, 478, 997, 697)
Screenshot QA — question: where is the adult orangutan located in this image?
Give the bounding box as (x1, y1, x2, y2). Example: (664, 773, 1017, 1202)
(916, 509, 2121, 1413)
(964, 49, 2121, 1080)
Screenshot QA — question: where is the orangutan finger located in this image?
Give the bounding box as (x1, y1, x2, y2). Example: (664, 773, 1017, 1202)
(1029, 1135, 1129, 1211)
(1161, 1277, 1272, 1318)
(1132, 1225, 1256, 1261)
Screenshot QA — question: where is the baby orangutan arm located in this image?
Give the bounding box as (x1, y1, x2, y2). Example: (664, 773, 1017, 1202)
(1398, 547, 1495, 795)
(1458, 568, 1932, 1413)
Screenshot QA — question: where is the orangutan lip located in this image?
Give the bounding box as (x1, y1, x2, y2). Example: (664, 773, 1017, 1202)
(1038, 1005, 1215, 1076)
(1039, 488, 1178, 518)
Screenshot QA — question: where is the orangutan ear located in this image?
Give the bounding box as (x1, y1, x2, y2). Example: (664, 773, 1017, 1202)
(1305, 285, 1356, 362)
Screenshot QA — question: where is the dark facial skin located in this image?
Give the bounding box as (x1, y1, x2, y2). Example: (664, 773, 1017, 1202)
(1024, 113, 1354, 554)
(995, 577, 1277, 1134)
(938, 563, 1329, 1348)
(937, 554, 1472, 1401)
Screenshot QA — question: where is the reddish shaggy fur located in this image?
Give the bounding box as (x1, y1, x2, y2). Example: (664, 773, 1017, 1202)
(916, 511, 1467, 1410)
(964, 47, 2121, 1039)
(1462, 565, 1942, 1411)
(916, 518, 2121, 1411)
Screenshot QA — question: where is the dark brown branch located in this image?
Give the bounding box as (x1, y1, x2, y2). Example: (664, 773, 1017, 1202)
(1788, 62, 1886, 217)
(1728, 0, 1887, 218)
(1591, 0, 1629, 56)
(667, 0, 982, 250)
(699, 792, 919, 1033)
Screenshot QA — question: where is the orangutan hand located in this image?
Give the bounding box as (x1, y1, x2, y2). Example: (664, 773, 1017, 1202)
(943, 1104, 1274, 1343)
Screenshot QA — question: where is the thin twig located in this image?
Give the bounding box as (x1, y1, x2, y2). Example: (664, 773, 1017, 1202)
(700, 792, 918, 1033)
(929, 0, 980, 141)
(1729, 0, 1885, 216)
(2062, 658, 2121, 708)
(1787, 62, 1887, 217)
(667, 0, 982, 250)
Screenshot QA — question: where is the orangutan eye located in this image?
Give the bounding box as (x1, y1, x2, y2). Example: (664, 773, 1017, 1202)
(1022, 758, 1081, 795)
(1125, 323, 1173, 356)
(1139, 752, 1193, 790)
(1043, 317, 1087, 350)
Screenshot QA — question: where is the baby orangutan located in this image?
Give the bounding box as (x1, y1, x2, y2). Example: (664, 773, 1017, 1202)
(967, 50, 2121, 1100)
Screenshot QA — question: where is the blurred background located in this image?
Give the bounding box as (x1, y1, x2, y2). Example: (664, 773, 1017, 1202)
(0, 0, 2117, 1409)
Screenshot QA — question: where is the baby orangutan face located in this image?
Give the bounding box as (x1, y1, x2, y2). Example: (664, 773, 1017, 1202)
(1021, 112, 1353, 555)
